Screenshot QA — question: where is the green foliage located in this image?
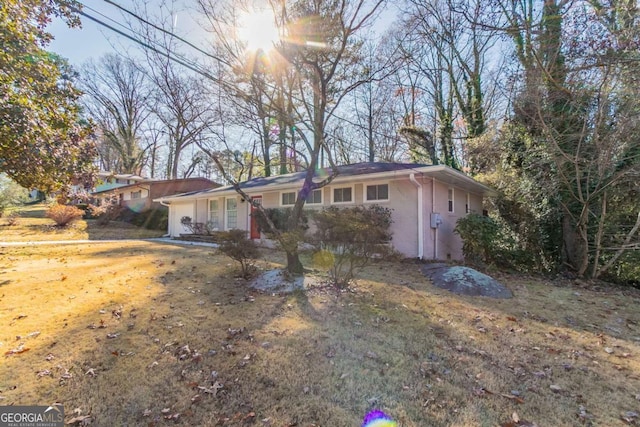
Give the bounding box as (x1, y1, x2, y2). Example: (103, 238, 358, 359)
(454, 214, 499, 264)
(217, 229, 259, 279)
(455, 212, 546, 272)
(310, 205, 393, 287)
(603, 250, 640, 287)
(129, 208, 168, 231)
(0, 174, 29, 216)
(0, 1, 96, 192)
(45, 203, 84, 227)
(253, 207, 308, 234)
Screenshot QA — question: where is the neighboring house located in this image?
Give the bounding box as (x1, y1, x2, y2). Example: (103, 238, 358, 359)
(154, 162, 496, 261)
(94, 177, 219, 213)
(94, 172, 149, 193)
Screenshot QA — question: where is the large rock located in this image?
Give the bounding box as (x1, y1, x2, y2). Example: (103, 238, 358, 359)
(421, 263, 512, 298)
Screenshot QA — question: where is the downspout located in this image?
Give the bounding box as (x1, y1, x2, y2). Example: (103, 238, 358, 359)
(409, 173, 424, 259)
(433, 178, 438, 260)
(159, 200, 171, 237)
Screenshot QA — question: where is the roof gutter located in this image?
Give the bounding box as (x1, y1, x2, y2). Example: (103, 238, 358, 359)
(409, 173, 424, 259)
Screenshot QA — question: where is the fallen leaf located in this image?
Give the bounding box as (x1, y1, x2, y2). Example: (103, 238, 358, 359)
(507, 316, 518, 322)
(473, 387, 493, 397)
(5, 344, 30, 356)
(198, 381, 224, 397)
(605, 347, 614, 354)
(142, 409, 152, 417)
(549, 384, 562, 392)
(500, 393, 525, 404)
(66, 414, 91, 425)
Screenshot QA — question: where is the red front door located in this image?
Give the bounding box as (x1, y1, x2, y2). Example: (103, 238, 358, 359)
(250, 196, 262, 239)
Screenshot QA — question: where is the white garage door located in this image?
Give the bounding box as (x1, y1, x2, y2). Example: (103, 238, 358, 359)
(170, 203, 195, 237)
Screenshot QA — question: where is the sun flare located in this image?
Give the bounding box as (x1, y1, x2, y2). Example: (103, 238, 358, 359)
(237, 8, 281, 52)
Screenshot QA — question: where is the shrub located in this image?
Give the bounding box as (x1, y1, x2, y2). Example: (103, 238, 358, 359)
(45, 204, 84, 227)
(454, 213, 500, 266)
(130, 208, 168, 230)
(180, 216, 214, 235)
(5, 212, 19, 226)
(253, 207, 308, 234)
(88, 195, 122, 225)
(454, 212, 536, 270)
(0, 174, 30, 216)
(310, 205, 393, 287)
(218, 229, 260, 279)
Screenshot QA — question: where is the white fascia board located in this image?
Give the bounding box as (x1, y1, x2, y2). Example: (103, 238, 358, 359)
(153, 166, 496, 202)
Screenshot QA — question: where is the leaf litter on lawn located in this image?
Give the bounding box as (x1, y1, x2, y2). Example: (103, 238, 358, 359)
(0, 242, 639, 425)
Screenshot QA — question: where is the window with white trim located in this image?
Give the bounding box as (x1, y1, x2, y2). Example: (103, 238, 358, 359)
(131, 190, 141, 199)
(448, 188, 454, 213)
(226, 198, 238, 229)
(281, 191, 296, 206)
(333, 187, 352, 203)
(305, 189, 322, 205)
(366, 184, 389, 201)
(465, 193, 470, 214)
(208, 200, 220, 229)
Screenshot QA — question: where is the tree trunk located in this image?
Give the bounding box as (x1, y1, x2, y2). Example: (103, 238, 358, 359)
(286, 249, 304, 275)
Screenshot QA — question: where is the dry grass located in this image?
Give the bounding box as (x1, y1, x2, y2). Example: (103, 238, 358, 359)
(0, 236, 639, 426)
(0, 204, 165, 241)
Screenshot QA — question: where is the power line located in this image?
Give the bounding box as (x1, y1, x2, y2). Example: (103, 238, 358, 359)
(101, 0, 227, 65)
(72, 4, 224, 83)
(73, 2, 406, 147)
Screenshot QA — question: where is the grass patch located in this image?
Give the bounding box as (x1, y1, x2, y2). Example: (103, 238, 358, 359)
(0, 241, 639, 426)
(0, 203, 164, 241)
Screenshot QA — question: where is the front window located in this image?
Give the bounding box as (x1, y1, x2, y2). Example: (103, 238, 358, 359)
(366, 184, 389, 201)
(448, 188, 454, 213)
(333, 187, 352, 203)
(281, 192, 296, 206)
(131, 190, 142, 199)
(209, 200, 219, 229)
(226, 198, 238, 229)
(305, 189, 322, 205)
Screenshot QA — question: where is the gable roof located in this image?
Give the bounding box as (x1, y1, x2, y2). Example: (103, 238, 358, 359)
(92, 177, 218, 196)
(155, 162, 497, 202)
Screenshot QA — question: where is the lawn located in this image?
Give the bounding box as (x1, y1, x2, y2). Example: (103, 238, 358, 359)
(0, 206, 639, 426)
(0, 203, 165, 241)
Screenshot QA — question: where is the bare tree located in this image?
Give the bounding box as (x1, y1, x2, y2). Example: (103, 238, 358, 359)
(197, 0, 387, 274)
(80, 54, 152, 174)
(350, 37, 407, 162)
(397, 0, 498, 169)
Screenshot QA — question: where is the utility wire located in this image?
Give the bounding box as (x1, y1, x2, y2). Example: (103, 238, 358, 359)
(72, 4, 224, 83)
(101, 0, 228, 66)
(73, 2, 405, 146)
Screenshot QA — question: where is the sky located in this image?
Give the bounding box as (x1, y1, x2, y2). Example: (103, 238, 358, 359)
(47, 1, 397, 68)
(48, 1, 206, 67)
